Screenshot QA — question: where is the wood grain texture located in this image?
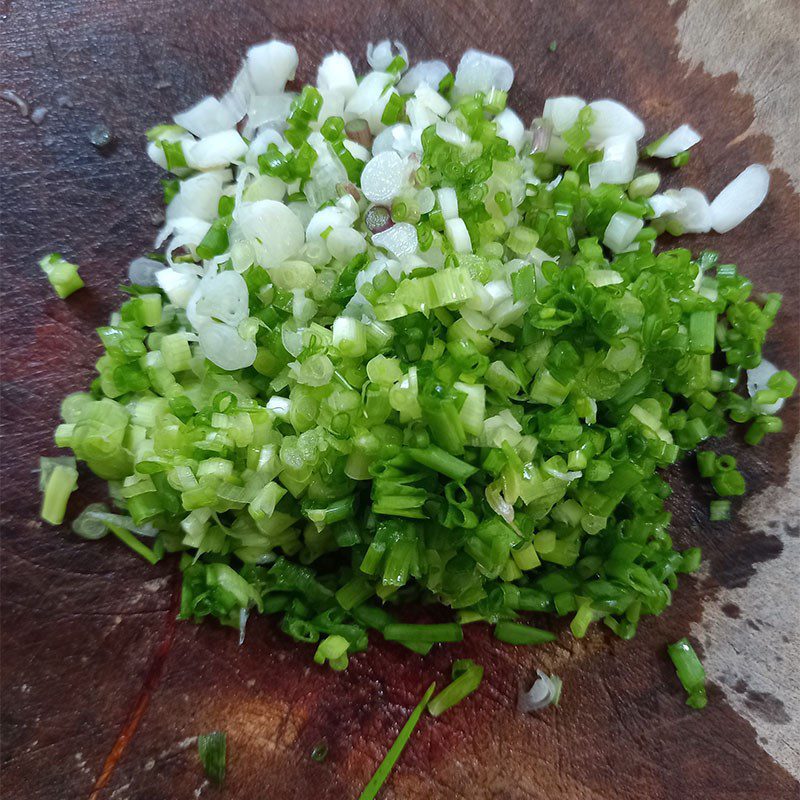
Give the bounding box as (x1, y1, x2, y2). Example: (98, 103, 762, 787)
(1, 1, 798, 798)
(675, 0, 800, 187)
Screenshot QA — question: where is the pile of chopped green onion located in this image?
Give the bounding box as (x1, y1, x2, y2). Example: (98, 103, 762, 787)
(41, 40, 795, 675)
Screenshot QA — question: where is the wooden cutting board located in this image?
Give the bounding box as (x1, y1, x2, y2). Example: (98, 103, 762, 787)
(2, 1, 798, 798)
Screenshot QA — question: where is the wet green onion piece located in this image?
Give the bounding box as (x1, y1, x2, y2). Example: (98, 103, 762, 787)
(310, 742, 329, 762)
(40, 459, 79, 524)
(493, 621, 556, 646)
(107, 523, 160, 565)
(39, 253, 84, 299)
(358, 683, 435, 800)
(709, 499, 731, 521)
(428, 659, 484, 716)
(197, 731, 226, 785)
(383, 623, 463, 644)
(667, 637, 707, 709)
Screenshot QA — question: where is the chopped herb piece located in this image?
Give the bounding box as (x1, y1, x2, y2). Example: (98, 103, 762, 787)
(197, 731, 226, 785)
(358, 683, 435, 800)
(494, 622, 556, 646)
(160, 139, 187, 171)
(667, 637, 707, 709)
(39, 458, 78, 524)
(709, 499, 731, 521)
(428, 659, 484, 716)
(39, 253, 84, 298)
(311, 742, 329, 762)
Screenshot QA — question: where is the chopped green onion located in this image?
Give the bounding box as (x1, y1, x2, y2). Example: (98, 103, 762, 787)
(381, 93, 405, 126)
(679, 546, 702, 573)
(712, 469, 746, 497)
(310, 742, 329, 762)
(197, 731, 226, 785)
(696, 451, 717, 478)
(39, 253, 84, 298)
(405, 447, 477, 482)
(688, 311, 716, 355)
(40, 459, 79, 524)
(667, 637, 707, 709)
(38, 41, 794, 684)
(383, 623, 463, 644)
(628, 172, 660, 198)
(108, 523, 160, 564)
(745, 415, 782, 445)
(709, 499, 731, 521)
(314, 634, 350, 670)
(160, 139, 187, 171)
(428, 659, 484, 716)
(493, 621, 556, 646)
(358, 683, 435, 800)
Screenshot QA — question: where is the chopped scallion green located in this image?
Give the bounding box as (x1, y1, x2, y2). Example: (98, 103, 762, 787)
(667, 637, 707, 709)
(357, 683, 435, 800)
(428, 659, 484, 716)
(38, 40, 793, 687)
(197, 731, 226, 785)
(39, 253, 84, 298)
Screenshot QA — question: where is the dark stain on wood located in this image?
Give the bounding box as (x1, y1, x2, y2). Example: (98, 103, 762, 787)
(744, 691, 791, 726)
(1, 0, 798, 798)
(721, 602, 741, 619)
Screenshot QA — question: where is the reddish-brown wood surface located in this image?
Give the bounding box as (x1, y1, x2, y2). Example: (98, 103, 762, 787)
(1, 1, 798, 798)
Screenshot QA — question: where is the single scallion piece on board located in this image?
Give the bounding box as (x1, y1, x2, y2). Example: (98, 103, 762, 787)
(709, 499, 731, 521)
(39, 457, 79, 525)
(383, 622, 464, 644)
(518, 669, 563, 712)
(358, 683, 435, 800)
(493, 622, 556, 646)
(667, 637, 707, 709)
(39, 253, 84, 298)
(428, 659, 484, 716)
(197, 731, 227, 785)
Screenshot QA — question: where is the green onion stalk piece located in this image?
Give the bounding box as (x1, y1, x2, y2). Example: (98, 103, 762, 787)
(518, 669, 562, 712)
(428, 659, 484, 716)
(358, 683, 435, 800)
(39, 253, 84, 298)
(667, 637, 707, 709)
(40, 457, 79, 524)
(197, 731, 227, 785)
